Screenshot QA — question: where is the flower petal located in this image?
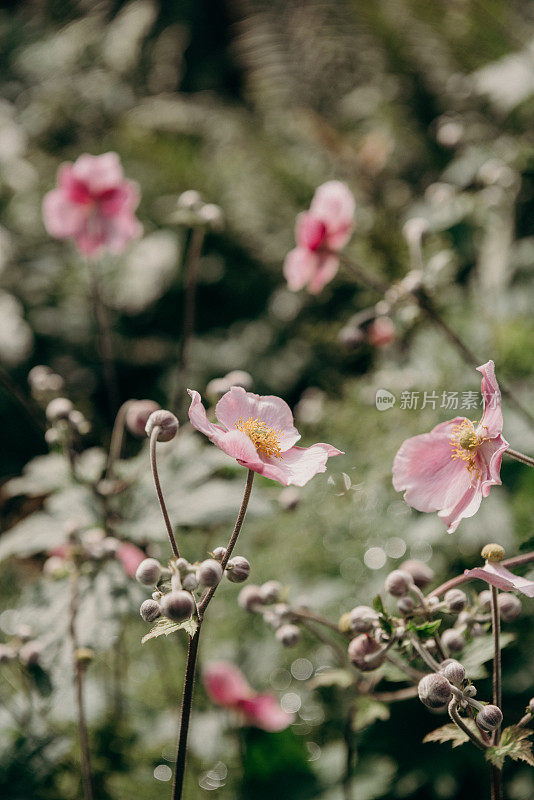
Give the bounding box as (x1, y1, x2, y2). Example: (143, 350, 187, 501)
(42, 189, 88, 239)
(477, 360, 503, 439)
(115, 542, 146, 577)
(215, 387, 300, 451)
(295, 213, 327, 250)
(72, 152, 124, 194)
(239, 694, 294, 732)
(284, 247, 318, 291)
(307, 253, 339, 294)
(438, 483, 482, 534)
(203, 661, 253, 707)
(310, 181, 355, 250)
(476, 434, 509, 498)
(257, 443, 343, 487)
(464, 563, 534, 597)
(188, 389, 228, 445)
(218, 430, 265, 471)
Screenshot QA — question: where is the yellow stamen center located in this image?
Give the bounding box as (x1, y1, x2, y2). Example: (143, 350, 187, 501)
(450, 419, 489, 478)
(235, 417, 283, 459)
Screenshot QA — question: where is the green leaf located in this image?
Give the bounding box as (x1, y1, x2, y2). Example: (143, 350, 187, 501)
(423, 720, 478, 748)
(141, 616, 198, 643)
(486, 726, 534, 769)
(351, 697, 390, 731)
(414, 620, 442, 637)
(372, 595, 385, 615)
(460, 633, 515, 679)
(371, 594, 394, 636)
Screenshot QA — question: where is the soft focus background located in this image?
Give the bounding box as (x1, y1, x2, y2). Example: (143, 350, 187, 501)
(1, 1, 534, 799)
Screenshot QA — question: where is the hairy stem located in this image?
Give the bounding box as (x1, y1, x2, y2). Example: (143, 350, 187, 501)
(505, 448, 534, 468)
(69, 570, 94, 800)
(149, 427, 180, 559)
(448, 700, 487, 751)
(490, 585, 503, 800)
(87, 258, 118, 416)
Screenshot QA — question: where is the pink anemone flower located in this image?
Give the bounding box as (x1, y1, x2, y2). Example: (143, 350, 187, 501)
(464, 562, 534, 597)
(392, 361, 509, 533)
(284, 181, 355, 294)
(203, 661, 293, 732)
(43, 152, 141, 257)
(188, 386, 342, 486)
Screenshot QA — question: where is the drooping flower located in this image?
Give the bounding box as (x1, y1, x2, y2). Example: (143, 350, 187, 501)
(188, 386, 342, 486)
(392, 361, 509, 533)
(284, 181, 355, 294)
(43, 152, 141, 256)
(464, 544, 534, 597)
(203, 661, 293, 732)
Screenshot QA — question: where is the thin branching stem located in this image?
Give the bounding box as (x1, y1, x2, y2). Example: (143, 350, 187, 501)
(505, 448, 534, 468)
(448, 699, 487, 751)
(149, 427, 180, 559)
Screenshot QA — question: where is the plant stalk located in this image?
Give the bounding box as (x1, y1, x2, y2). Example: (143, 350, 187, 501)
(149, 427, 180, 559)
(87, 258, 119, 417)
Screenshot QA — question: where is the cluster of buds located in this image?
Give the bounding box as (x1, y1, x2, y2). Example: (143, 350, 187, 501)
(237, 581, 305, 648)
(0, 625, 42, 667)
(171, 190, 224, 231)
(137, 549, 251, 625)
(28, 365, 90, 445)
(43, 525, 140, 579)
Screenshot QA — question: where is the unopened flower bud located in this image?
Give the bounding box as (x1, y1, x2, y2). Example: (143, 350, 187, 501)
(348, 606, 379, 633)
(238, 585, 263, 611)
(145, 410, 179, 442)
(481, 543, 505, 562)
(401, 560, 434, 589)
(385, 570, 413, 597)
(442, 660, 466, 686)
(140, 599, 162, 622)
(176, 558, 190, 573)
(19, 641, 42, 665)
(260, 580, 283, 604)
(46, 397, 73, 422)
(152, 590, 163, 600)
(498, 593, 521, 622)
(476, 705, 503, 732)
(211, 547, 227, 562)
(442, 629, 465, 653)
(182, 573, 199, 592)
(348, 634, 386, 672)
(197, 559, 223, 587)
(226, 556, 250, 583)
(478, 590, 492, 611)
(418, 674, 453, 709)
(198, 203, 224, 229)
(161, 591, 195, 622)
(136, 558, 162, 586)
(276, 624, 301, 648)
(126, 400, 161, 437)
(397, 596, 416, 614)
(445, 589, 467, 614)
(464, 684, 477, 697)
(177, 190, 202, 210)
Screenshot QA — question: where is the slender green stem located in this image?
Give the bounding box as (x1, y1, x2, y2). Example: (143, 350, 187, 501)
(505, 448, 534, 468)
(149, 427, 180, 559)
(87, 258, 119, 416)
(448, 700, 487, 751)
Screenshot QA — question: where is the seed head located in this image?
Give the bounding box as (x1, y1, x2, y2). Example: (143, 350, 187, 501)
(481, 544, 505, 562)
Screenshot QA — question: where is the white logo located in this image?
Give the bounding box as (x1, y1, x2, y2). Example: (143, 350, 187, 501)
(375, 389, 396, 411)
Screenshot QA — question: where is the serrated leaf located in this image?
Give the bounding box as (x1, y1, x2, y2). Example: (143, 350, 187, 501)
(423, 720, 478, 748)
(141, 616, 198, 644)
(351, 697, 390, 731)
(486, 726, 534, 769)
(308, 668, 354, 689)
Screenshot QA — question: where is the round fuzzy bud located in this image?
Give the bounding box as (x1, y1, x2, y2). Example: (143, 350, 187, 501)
(401, 559, 434, 589)
(476, 705, 503, 732)
(464, 684, 477, 697)
(176, 558, 190, 573)
(199, 203, 224, 229)
(126, 400, 161, 438)
(161, 591, 195, 622)
(441, 660, 466, 686)
(211, 547, 227, 562)
(445, 589, 468, 614)
(397, 596, 416, 614)
(442, 629, 465, 653)
(498, 593, 521, 622)
(135, 558, 162, 586)
(46, 397, 73, 422)
(348, 634, 385, 672)
(145, 410, 179, 442)
(276, 624, 301, 648)
(140, 599, 162, 623)
(197, 559, 223, 587)
(348, 605, 379, 633)
(418, 674, 453, 709)
(260, 580, 283, 604)
(182, 573, 199, 592)
(478, 590, 492, 611)
(177, 190, 202, 210)
(152, 590, 163, 601)
(226, 556, 250, 583)
(19, 641, 42, 665)
(385, 569, 413, 598)
(481, 543, 505, 563)
(238, 584, 263, 611)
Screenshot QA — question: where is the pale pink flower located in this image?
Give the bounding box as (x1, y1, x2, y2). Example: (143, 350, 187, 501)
(188, 386, 342, 486)
(284, 181, 355, 294)
(203, 661, 293, 732)
(43, 152, 141, 256)
(367, 316, 396, 348)
(115, 542, 146, 578)
(464, 562, 534, 597)
(392, 361, 509, 533)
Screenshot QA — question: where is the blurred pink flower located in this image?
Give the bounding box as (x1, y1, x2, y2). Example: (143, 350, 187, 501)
(188, 386, 342, 486)
(115, 542, 146, 578)
(367, 316, 396, 348)
(43, 152, 141, 256)
(392, 361, 509, 533)
(203, 661, 293, 732)
(464, 562, 534, 597)
(284, 181, 355, 294)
